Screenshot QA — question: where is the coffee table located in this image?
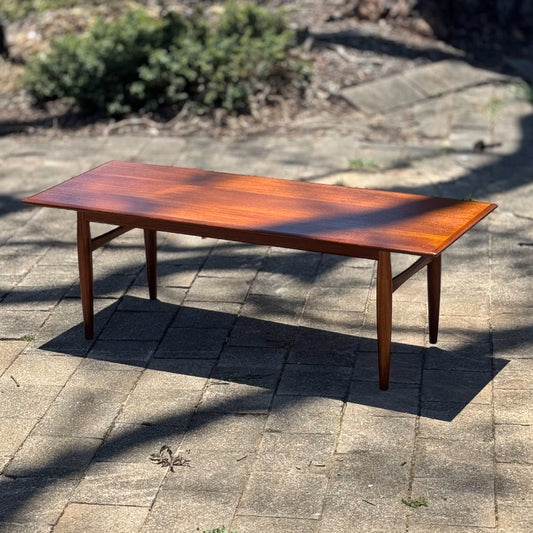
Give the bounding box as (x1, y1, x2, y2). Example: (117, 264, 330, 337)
(24, 160, 497, 389)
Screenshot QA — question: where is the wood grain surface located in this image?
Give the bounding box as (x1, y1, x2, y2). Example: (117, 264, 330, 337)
(24, 160, 497, 257)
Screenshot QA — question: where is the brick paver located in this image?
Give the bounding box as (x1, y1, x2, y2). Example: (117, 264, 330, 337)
(1, 61, 532, 532)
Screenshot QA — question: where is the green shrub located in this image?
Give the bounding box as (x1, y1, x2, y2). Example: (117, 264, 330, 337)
(23, 1, 310, 117)
(23, 9, 170, 115)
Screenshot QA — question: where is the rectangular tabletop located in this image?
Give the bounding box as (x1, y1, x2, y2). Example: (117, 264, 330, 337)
(23, 160, 497, 258)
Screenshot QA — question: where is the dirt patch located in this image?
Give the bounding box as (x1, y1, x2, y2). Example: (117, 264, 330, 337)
(0, 1, 521, 138)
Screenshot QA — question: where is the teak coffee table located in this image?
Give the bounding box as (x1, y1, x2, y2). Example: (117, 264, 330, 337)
(24, 160, 497, 389)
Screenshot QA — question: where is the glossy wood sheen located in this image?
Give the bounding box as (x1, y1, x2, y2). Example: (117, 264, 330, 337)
(24, 160, 497, 258)
(24, 161, 497, 390)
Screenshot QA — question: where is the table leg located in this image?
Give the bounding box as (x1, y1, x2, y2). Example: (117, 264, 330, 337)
(144, 229, 157, 300)
(377, 250, 392, 390)
(77, 212, 94, 339)
(427, 254, 441, 344)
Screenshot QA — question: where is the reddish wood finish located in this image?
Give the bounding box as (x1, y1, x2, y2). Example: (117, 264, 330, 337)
(24, 161, 497, 389)
(377, 251, 393, 390)
(24, 161, 497, 258)
(144, 229, 157, 300)
(427, 254, 442, 344)
(76, 212, 94, 339)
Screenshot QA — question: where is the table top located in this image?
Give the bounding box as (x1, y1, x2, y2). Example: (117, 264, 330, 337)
(24, 160, 497, 257)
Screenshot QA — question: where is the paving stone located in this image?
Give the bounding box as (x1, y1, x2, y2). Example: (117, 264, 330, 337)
(306, 286, 370, 312)
(162, 449, 253, 493)
(436, 315, 491, 344)
(241, 293, 305, 324)
(100, 311, 174, 341)
(404, 60, 507, 98)
(424, 342, 493, 372)
(117, 389, 201, 427)
(277, 363, 351, 399)
(156, 327, 228, 357)
(170, 301, 241, 329)
(494, 389, 533, 424)
(182, 413, 266, 452)
(289, 329, 359, 366)
(419, 402, 493, 439)
(0, 522, 52, 533)
(0, 309, 49, 339)
(88, 339, 157, 366)
(136, 359, 214, 392)
(218, 346, 287, 368)
(199, 366, 279, 414)
(141, 488, 240, 533)
(232, 516, 319, 533)
(33, 386, 125, 439)
(238, 471, 328, 519)
(33, 298, 117, 356)
(229, 316, 297, 348)
(4, 352, 80, 387)
(497, 503, 533, 532)
(185, 276, 251, 303)
(67, 359, 142, 392)
(408, 526, 494, 533)
(261, 249, 321, 279)
(0, 382, 61, 419)
(321, 452, 410, 532)
(119, 287, 186, 310)
(199, 250, 263, 280)
(337, 410, 416, 455)
(135, 263, 199, 289)
(0, 254, 42, 276)
(0, 418, 35, 456)
(0, 476, 77, 526)
(250, 271, 312, 299)
(493, 358, 533, 389)
(348, 380, 419, 417)
(0, 340, 26, 374)
(298, 308, 364, 336)
(421, 369, 492, 405)
(53, 503, 149, 533)
(496, 464, 533, 507)
(73, 461, 166, 506)
(354, 351, 422, 383)
(253, 431, 335, 473)
(96, 423, 184, 463)
(414, 438, 494, 478)
(409, 475, 496, 528)
(342, 73, 426, 114)
(495, 424, 533, 464)
(266, 396, 343, 434)
(4, 435, 101, 479)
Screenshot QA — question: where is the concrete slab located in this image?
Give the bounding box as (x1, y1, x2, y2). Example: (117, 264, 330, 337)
(341, 73, 426, 114)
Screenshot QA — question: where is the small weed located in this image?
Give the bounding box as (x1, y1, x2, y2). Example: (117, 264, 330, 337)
(440, 145, 456, 154)
(348, 158, 380, 171)
(402, 496, 428, 509)
(203, 527, 236, 533)
(19, 334, 35, 342)
(485, 96, 504, 117)
(149, 445, 190, 472)
(509, 81, 533, 102)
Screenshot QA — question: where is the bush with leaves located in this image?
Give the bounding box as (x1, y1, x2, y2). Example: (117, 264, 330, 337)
(23, 1, 310, 117)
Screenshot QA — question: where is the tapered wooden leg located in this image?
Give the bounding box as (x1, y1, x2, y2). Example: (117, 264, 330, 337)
(377, 250, 392, 390)
(77, 212, 94, 339)
(427, 254, 441, 344)
(144, 229, 157, 300)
